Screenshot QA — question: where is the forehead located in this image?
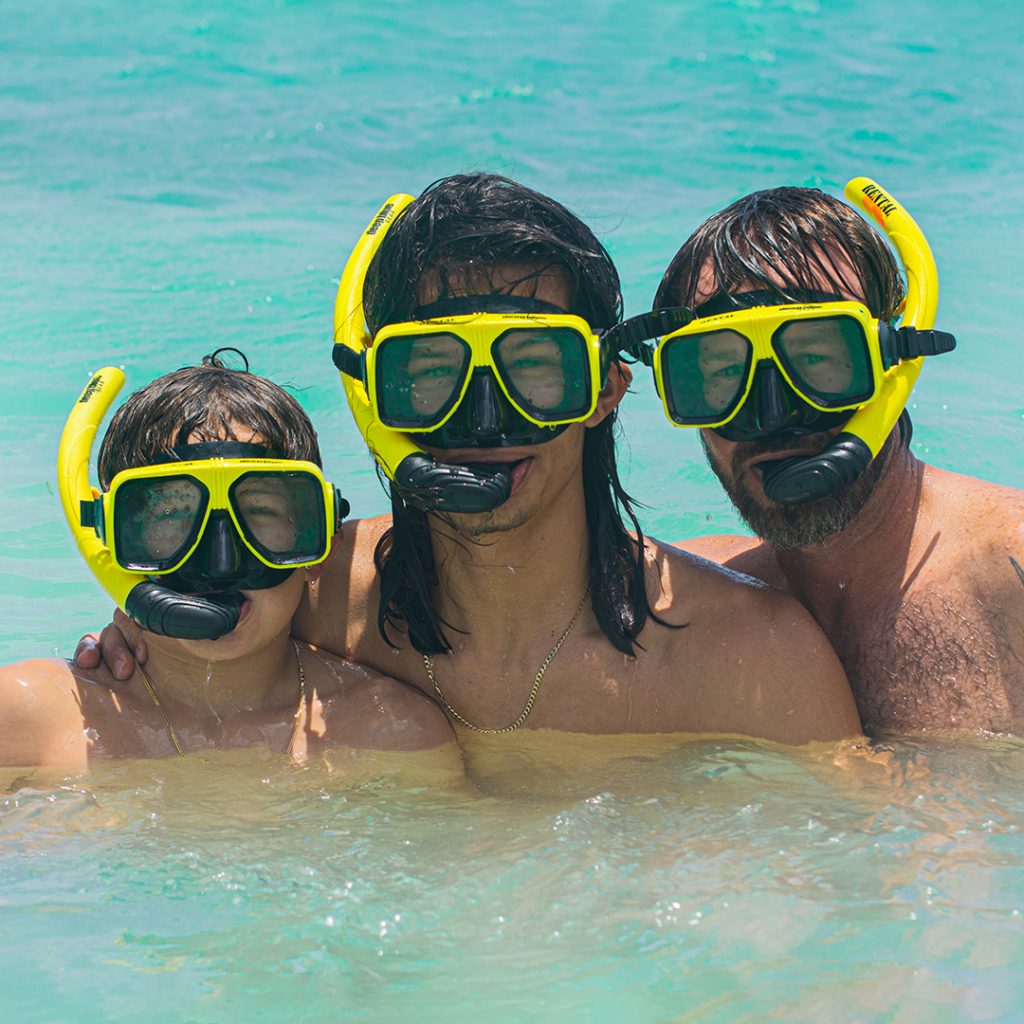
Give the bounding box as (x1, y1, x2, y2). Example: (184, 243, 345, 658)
(414, 263, 573, 313)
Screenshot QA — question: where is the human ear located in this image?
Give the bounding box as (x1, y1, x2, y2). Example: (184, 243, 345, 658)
(584, 361, 632, 428)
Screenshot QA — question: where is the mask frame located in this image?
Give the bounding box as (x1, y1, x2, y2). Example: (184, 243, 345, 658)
(639, 299, 953, 429)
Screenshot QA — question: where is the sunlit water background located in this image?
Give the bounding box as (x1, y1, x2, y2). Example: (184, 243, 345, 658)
(2, 0, 1022, 1020)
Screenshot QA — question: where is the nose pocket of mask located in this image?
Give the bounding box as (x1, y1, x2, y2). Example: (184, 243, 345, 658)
(468, 370, 503, 437)
(753, 362, 794, 433)
(199, 512, 242, 579)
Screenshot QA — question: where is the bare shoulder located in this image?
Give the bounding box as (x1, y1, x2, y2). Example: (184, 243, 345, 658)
(923, 466, 1024, 587)
(647, 537, 822, 639)
(672, 532, 783, 588)
(0, 658, 90, 767)
(643, 534, 780, 610)
(934, 470, 1024, 654)
(926, 464, 1024, 530)
(641, 538, 861, 743)
(301, 644, 456, 752)
(674, 532, 759, 561)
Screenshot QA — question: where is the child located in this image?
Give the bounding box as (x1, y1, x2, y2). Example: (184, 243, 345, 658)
(0, 353, 460, 770)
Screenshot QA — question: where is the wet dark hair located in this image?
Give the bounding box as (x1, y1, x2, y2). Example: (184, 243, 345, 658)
(364, 172, 670, 656)
(654, 186, 906, 320)
(98, 349, 321, 487)
(364, 173, 623, 334)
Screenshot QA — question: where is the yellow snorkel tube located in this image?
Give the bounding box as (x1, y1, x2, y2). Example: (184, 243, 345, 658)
(332, 196, 514, 513)
(58, 368, 245, 640)
(760, 176, 950, 505)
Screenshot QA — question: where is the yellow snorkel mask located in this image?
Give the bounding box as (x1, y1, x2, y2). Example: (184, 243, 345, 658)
(58, 368, 348, 640)
(626, 176, 956, 505)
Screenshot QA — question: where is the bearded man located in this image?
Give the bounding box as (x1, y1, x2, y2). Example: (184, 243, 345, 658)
(648, 181, 1024, 734)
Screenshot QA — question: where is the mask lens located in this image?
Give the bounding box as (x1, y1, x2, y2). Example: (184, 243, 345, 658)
(230, 472, 327, 564)
(493, 328, 591, 420)
(375, 333, 469, 428)
(113, 476, 207, 571)
(662, 330, 752, 423)
(773, 316, 874, 406)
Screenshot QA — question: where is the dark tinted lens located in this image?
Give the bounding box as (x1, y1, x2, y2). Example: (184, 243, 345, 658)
(493, 328, 591, 419)
(113, 476, 207, 570)
(375, 333, 469, 428)
(773, 316, 874, 405)
(661, 330, 751, 422)
(230, 472, 326, 564)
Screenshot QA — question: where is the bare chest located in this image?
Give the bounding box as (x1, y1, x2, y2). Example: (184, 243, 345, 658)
(378, 620, 735, 738)
(831, 583, 1023, 735)
(81, 687, 300, 760)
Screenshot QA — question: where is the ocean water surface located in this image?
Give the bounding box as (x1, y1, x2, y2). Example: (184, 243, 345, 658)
(2, 0, 1022, 1020)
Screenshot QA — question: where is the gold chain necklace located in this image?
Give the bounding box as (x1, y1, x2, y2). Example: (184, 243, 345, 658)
(423, 584, 590, 734)
(136, 639, 307, 758)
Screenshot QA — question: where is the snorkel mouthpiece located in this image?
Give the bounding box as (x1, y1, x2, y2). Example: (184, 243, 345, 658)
(332, 195, 513, 514)
(759, 438, 872, 505)
(126, 585, 245, 641)
(394, 455, 512, 513)
(760, 176, 947, 506)
(58, 368, 244, 641)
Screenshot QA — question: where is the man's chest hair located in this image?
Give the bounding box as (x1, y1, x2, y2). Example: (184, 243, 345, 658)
(841, 586, 1024, 735)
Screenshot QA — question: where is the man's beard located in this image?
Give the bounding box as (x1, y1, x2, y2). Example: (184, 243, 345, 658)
(702, 431, 892, 550)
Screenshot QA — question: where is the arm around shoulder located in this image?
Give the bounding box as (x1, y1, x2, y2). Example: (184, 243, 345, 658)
(293, 515, 392, 658)
(0, 659, 89, 769)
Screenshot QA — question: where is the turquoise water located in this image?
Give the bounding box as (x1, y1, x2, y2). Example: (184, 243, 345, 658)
(2, 0, 1023, 1019)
